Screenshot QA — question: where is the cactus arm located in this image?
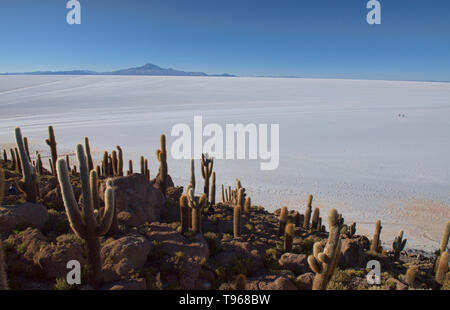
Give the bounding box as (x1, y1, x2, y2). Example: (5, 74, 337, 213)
(76, 144, 97, 230)
(90, 170, 100, 211)
(57, 158, 87, 239)
(97, 185, 115, 236)
(14, 127, 37, 203)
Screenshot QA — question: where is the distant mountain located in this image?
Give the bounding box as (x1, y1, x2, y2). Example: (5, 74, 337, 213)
(0, 63, 235, 77)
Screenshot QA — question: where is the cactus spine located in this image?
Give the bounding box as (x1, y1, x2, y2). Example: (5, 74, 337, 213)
(284, 223, 295, 252)
(156, 134, 168, 197)
(370, 220, 383, 253)
(303, 194, 313, 230)
(392, 230, 407, 261)
(279, 206, 288, 237)
(15, 127, 38, 203)
(45, 126, 58, 177)
(201, 153, 214, 200)
(57, 145, 115, 287)
(307, 208, 343, 290)
(234, 204, 241, 238)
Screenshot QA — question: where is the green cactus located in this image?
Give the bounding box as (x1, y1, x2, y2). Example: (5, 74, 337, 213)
(56, 145, 115, 287)
(435, 251, 449, 288)
(116, 146, 123, 176)
(9, 149, 16, 171)
(303, 194, 313, 230)
(179, 194, 190, 234)
(201, 153, 214, 200)
(348, 222, 356, 238)
(45, 126, 58, 177)
(221, 184, 225, 203)
(392, 230, 407, 261)
(14, 148, 22, 175)
(311, 208, 320, 231)
(307, 208, 343, 290)
(144, 159, 150, 180)
(244, 197, 251, 215)
(405, 267, 417, 287)
(102, 151, 109, 177)
(156, 134, 168, 197)
(127, 159, 133, 175)
(278, 206, 288, 237)
(370, 220, 383, 253)
(187, 188, 207, 233)
(439, 222, 450, 255)
(85, 137, 94, 171)
(233, 204, 241, 238)
(190, 159, 195, 191)
(112, 150, 118, 176)
(210, 171, 216, 205)
(15, 127, 38, 203)
(284, 223, 295, 253)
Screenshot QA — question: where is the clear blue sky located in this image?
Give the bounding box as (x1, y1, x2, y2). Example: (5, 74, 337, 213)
(0, 0, 449, 81)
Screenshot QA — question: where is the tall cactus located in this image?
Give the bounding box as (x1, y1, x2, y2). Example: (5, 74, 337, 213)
(370, 220, 383, 253)
(392, 230, 407, 261)
(15, 127, 38, 203)
(434, 221, 450, 274)
(127, 160, 133, 175)
(179, 194, 190, 234)
(102, 151, 109, 177)
(311, 208, 320, 231)
(56, 145, 115, 287)
(140, 156, 145, 175)
(116, 146, 123, 176)
(284, 223, 295, 253)
(244, 197, 251, 215)
(190, 159, 195, 191)
(307, 208, 343, 290)
(279, 206, 288, 237)
(435, 251, 449, 288)
(112, 150, 118, 176)
(221, 184, 225, 203)
(210, 172, 216, 205)
(45, 126, 58, 177)
(187, 188, 207, 234)
(156, 134, 168, 197)
(201, 153, 213, 199)
(233, 205, 241, 238)
(303, 194, 313, 230)
(85, 137, 94, 171)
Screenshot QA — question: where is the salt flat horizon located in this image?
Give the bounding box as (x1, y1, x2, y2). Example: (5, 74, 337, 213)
(0, 75, 449, 253)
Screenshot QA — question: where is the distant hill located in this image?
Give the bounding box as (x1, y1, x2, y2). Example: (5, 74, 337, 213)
(0, 63, 235, 77)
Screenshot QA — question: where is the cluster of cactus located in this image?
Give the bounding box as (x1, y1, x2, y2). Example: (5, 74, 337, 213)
(201, 153, 214, 202)
(156, 134, 168, 197)
(307, 208, 343, 290)
(392, 230, 407, 261)
(100, 146, 124, 178)
(303, 194, 313, 230)
(370, 220, 383, 253)
(0, 168, 9, 290)
(57, 144, 115, 287)
(14, 127, 39, 203)
(139, 155, 150, 179)
(45, 126, 58, 177)
(180, 188, 207, 234)
(311, 208, 322, 231)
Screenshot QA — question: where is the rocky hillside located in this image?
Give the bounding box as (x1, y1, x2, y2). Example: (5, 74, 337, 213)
(0, 126, 448, 290)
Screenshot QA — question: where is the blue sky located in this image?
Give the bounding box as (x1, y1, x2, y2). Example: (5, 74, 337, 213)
(0, 0, 449, 81)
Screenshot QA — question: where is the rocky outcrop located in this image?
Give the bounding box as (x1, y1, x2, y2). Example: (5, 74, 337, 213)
(101, 235, 152, 282)
(100, 174, 165, 227)
(0, 203, 48, 233)
(278, 253, 310, 274)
